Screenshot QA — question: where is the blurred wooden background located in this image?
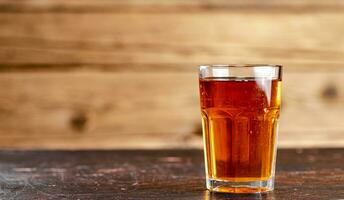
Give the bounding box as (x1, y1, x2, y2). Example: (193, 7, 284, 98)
(0, 0, 344, 149)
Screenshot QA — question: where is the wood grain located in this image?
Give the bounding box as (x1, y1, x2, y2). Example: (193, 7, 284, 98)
(1, 12, 344, 69)
(0, 72, 200, 149)
(0, 0, 344, 13)
(1, 0, 344, 148)
(0, 149, 343, 199)
(0, 72, 343, 149)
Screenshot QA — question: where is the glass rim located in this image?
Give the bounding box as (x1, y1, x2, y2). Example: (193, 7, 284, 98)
(199, 64, 282, 69)
(199, 64, 282, 80)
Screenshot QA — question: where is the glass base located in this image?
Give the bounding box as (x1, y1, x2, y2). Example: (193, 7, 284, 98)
(206, 178, 274, 194)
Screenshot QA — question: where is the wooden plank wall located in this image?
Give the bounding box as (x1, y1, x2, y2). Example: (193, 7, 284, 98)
(0, 0, 344, 149)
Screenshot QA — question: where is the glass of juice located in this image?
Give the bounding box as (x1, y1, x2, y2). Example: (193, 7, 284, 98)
(199, 64, 282, 193)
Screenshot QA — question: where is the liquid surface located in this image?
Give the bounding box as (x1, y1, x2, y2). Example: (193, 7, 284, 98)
(199, 78, 281, 182)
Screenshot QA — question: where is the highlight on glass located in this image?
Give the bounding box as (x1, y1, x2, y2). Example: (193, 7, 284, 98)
(199, 64, 282, 193)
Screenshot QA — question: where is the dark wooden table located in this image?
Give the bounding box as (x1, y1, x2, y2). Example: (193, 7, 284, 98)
(0, 149, 343, 200)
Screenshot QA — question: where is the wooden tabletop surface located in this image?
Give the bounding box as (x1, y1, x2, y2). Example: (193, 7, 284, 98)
(0, 149, 343, 200)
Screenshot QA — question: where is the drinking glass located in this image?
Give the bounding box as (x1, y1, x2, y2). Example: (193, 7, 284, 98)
(199, 64, 282, 193)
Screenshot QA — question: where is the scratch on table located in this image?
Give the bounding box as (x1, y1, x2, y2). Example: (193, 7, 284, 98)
(131, 182, 138, 186)
(43, 168, 67, 182)
(44, 168, 66, 173)
(289, 171, 317, 175)
(13, 168, 37, 172)
(159, 157, 182, 163)
(97, 168, 125, 173)
(90, 173, 104, 177)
